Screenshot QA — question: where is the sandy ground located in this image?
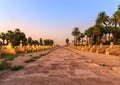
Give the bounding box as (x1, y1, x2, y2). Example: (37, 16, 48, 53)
(0, 47, 120, 85)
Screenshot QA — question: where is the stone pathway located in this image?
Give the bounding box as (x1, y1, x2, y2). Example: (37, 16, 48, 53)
(1, 47, 120, 85)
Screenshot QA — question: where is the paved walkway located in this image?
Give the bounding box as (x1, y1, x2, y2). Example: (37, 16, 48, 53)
(1, 47, 120, 85)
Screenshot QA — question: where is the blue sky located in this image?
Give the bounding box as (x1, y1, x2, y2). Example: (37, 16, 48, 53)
(0, 0, 120, 45)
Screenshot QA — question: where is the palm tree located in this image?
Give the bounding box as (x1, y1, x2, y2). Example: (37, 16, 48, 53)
(20, 32, 26, 45)
(80, 33, 85, 45)
(76, 35, 81, 45)
(116, 5, 120, 26)
(13, 29, 27, 46)
(71, 27, 80, 45)
(15, 28, 20, 33)
(84, 29, 92, 45)
(92, 25, 104, 44)
(49, 39, 54, 46)
(6, 30, 15, 46)
(109, 5, 120, 44)
(0, 32, 6, 45)
(66, 38, 69, 46)
(96, 11, 109, 26)
(95, 11, 110, 44)
(103, 27, 108, 41)
(106, 26, 114, 41)
(109, 15, 117, 43)
(14, 29, 21, 41)
(28, 37, 32, 45)
(87, 27, 94, 44)
(33, 40, 39, 45)
(39, 38, 43, 46)
(43, 39, 54, 46)
(6, 32, 10, 44)
(44, 39, 50, 46)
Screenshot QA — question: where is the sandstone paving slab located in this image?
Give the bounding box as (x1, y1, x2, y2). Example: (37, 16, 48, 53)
(68, 48, 120, 67)
(1, 47, 120, 85)
(112, 67, 120, 74)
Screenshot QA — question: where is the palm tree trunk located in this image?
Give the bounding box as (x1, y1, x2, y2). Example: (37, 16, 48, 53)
(88, 37, 90, 45)
(6, 40, 8, 45)
(75, 37, 77, 45)
(86, 37, 88, 45)
(90, 36, 93, 45)
(114, 21, 117, 44)
(82, 38, 83, 45)
(2, 39, 5, 45)
(108, 33, 111, 41)
(105, 34, 107, 41)
(97, 35, 100, 45)
(78, 40, 80, 45)
(76, 37, 77, 45)
(74, 36, 75, 45)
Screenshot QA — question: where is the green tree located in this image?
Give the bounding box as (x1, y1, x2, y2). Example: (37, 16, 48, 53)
(80, 33, 85, 45)
(84, 29, 92, 45)
(33, 40, 39, 45)
(76, 35, 81, 45)
(106, 26, 114, 41)
(103, 27, 108, 42)
(27, 37, 32, 45)
(116, 28, 120, 43)
(43, 39, 54, 46)
(20, 32, 27, 45)
(66, 38, 69, 46)
(71, 27, 80, 45)
(109, 5, 120, 44)
(39, 38, 43, 46)
(0, 32, 6, 45)
(109, 14, 118, 44)
(49, 39, 54, 46)
(96, 11, 109, 26)
(86, 27, 94, 44)
(92, 25, 103, 44)
(12, 29, 27, 46)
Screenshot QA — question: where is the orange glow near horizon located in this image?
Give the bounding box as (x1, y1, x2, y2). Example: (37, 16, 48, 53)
(0, 18, 75, 45)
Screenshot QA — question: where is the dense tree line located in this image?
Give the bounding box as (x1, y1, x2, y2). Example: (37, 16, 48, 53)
(72, 4, 120, 45)
(0, 29, 54, 46)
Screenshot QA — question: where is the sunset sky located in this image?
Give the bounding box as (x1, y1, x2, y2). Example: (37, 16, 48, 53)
(0, 0, 120, 45)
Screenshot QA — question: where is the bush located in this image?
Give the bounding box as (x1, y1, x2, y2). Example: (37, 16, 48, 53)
(0, 61, 11, 70)
(40, 53, 47, 56)
(32, 56, 41, 59)
(25, 59, 36, 63)
(11, 65, 23, 71)
(25, 53, 49, 63)
(0, 54, 18, 61)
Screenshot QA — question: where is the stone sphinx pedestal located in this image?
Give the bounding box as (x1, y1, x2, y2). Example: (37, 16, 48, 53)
(31, 45, 37, 51)
(105, 48, 109, 55)
(25, 44, 32, 53)
(14, 41, 25, 53)
(109, 42, 113, 48)
(0, 42, 16, 54)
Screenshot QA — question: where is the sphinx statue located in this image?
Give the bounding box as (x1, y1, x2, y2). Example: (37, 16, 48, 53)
(31, 44, 37, 51)
(24, 44, 32, 52)
(0, 42, 16, 54)
(14, 40, 25, 53)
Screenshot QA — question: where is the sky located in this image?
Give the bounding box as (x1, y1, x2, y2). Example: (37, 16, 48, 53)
(0, 0, 120, 45)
